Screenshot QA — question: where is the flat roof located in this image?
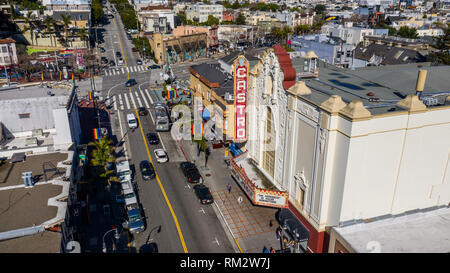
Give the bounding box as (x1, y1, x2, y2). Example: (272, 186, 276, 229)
(0, 85, 71, 101)
(293, 59, 450, 115)
(334, 207, 450, 253)
(0, 231, 61, 253)
(0, 183, 62, 232)
(0, 152, 68, 187)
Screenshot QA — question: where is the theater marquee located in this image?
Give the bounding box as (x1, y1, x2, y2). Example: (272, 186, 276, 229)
(233, 56, 249, 143)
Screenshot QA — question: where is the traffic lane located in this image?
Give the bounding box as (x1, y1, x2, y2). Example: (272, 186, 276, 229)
(113, 13, 136, 67)
(122, 108, 185, 253)
(136, 112, 235, 253)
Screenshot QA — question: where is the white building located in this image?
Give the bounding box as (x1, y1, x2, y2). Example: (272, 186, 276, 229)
(321, 22, 379, 46)
(234, 46, 450, 253)
(186, 3, 223, 23)
(0, 38, 18, 68)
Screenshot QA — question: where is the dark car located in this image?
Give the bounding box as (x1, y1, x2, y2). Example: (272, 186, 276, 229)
(148, 64, 161, 69)
(109, 60, 115, 66)
(116, 51, 122, 58)
(101, 56, 108, 64)
(147, 133, 159, 145)
(136, 59, 143, 65)
(140, 160, 155, 180)
(138, 107, 148, 116)
(125, 78, 137, 87)
(180, 162, 201, 183)
(193, 184, 214, 204)
(99, 47, 106, 53)
(132, 47, 137, 52)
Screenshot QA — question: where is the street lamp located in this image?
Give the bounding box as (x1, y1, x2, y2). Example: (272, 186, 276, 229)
(102, 226, 121, 253)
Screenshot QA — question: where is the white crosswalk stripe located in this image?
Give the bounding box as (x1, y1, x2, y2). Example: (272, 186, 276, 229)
(129, 92, 137, 109)
(140, 89, 150, 108)
(113, 96, 117, 111)
(104, 65, 149, 77)
(138, 66, 143, 72)
(122, 67, 125, 74)
(145, 89, 154, 104)
(135, 92, 143, 108)
(124, 93, 130, 110)
(126, 67, 129, 73)
(118, 94, 124, 110)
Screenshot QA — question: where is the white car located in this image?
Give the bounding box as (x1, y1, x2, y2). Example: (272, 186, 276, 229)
(118, 57, 124, 65)
(154, 148, 168, 163)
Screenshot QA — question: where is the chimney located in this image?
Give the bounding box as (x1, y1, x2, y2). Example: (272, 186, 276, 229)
(415, 69, 427, 99)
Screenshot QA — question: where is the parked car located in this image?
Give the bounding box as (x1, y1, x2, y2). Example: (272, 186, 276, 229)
(99, 47, 106, 53)
(180, 162, 201, 183)
(118, 57, 124, 65)
(127, 205, 145, 234)
(193, 184, 214, 204)
(154, 149, 168, 163)
(132, 47, 137, 52)
(136, 59, 142, 65)
(140, 160, 155, 180)
(116, 51, 122, 58)
(125, 78, 137, 87)
(147, 133, 159, 145)
(109, 60, 116, 66)
(138, 107, 148, 116)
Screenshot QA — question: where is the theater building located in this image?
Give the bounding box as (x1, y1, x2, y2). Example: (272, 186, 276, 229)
(230, 45, 450, 253)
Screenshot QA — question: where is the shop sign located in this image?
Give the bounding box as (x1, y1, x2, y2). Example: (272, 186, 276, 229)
(234, 55, 249, 143)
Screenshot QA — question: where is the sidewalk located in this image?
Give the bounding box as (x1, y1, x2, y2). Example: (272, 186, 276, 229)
(179, 139, 281, 253)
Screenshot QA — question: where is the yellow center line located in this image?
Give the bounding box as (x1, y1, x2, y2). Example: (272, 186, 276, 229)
(113, 18, 189, 253)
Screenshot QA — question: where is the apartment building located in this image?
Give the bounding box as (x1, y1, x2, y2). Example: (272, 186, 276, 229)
(0, 38, 18, 68)
(186, 3, 223, 23)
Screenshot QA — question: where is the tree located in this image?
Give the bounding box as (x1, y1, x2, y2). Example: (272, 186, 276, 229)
(177, 12, 187, 25)
(314, 4, 326, 15)
(43, 15, 55, 47)
(92, 0, 104, 23)
(24, 11, 36, 46)
(60, 14, 72, 47)
(89, 138, 116, 181)
(79, 27, 89, 48)
(205, 15, 219, 26)
(236, 12, 246, 25)
(295, 24, 310, 35)
(397, 26, 418, 39)
(231, 0, 240, 9)
(430, 23, 450, 65)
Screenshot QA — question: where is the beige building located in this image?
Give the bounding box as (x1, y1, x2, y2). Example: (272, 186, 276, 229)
(0, 38, 18, 67)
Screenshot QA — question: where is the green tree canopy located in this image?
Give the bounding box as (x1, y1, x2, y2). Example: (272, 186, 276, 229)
(235, 12, 246, 25)
(205, 15, 220, 26)
(397, 26, 418, 39)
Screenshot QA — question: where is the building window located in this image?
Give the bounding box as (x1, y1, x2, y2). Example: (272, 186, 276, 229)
(263, 107, 275, 178)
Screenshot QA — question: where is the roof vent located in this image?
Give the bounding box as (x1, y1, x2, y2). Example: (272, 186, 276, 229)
(366, 91, 375, 97)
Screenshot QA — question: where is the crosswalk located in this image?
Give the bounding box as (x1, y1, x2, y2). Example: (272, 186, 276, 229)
(111, 89, 155, 111)
(104, 65, 149, 76)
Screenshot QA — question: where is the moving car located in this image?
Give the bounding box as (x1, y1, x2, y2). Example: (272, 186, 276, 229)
(101, 57, 108, 64)
(136, 59, 143, 65)
(116, 51, 122, 58)
(146, 133, 159, 145)
(193, 184, 214, 204)
(132, 47, 137, 52)
(109, 60, 115, 66)
(118, 57, 124, 65)
(154, 149, 168, 163)
(138, 107, 148, 116)
(180, 162, 201, 183)
(125, 78, 137, 87)
(99, 47, 105, 53)
(140, 160, 155, 180)
(148, 64, 161, 69)
(127, 113, 138, 129)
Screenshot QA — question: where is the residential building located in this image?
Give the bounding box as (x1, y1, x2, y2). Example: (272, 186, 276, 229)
(138, 5, 175, 33)
(362, 35, 430, 51)
(134, 0, 169, 11)
(416, 27, 444, 37)
(186, 3, 223, 23)
(354, 43, 427, 67)
(0, 38, 18, 68)
(222, 9, 235, 22)
(268, 11, 314, 29)
(321, 22, 388, 46)
(291, 34, 354, 68)
(173, 25, 219, 50)
(42, 0, 91, 28)
(218, 25, 258, 49)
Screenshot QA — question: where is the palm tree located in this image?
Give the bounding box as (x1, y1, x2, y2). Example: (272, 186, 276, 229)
(24, 11, 36, 46)
(43, 16, 55, 47)
(60, 14, 72, 47)
(79, 27, 89, 48)
(88, 137, 116, 183)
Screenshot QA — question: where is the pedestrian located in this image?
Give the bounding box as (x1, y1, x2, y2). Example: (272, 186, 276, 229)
(270, 247, 275, 253)
(227, 183, 232, 194)
(262, 246, 269, 253)
(199, 177, 203, 184)
(269, 220, 273, 227)
(276, 226, 282, 240)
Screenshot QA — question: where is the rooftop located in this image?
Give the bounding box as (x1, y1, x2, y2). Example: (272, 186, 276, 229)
(0, 84, 71, 101)
(0, 231, 61, 253)
(334, 207, 450, 253)
(292, 59, 450, 115)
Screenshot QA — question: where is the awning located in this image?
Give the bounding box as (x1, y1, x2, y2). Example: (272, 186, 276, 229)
(229, 142, 243, 157)
(275, 209, 309, 243)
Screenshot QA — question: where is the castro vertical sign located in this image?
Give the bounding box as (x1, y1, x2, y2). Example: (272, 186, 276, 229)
(234, 56, 249, 143)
